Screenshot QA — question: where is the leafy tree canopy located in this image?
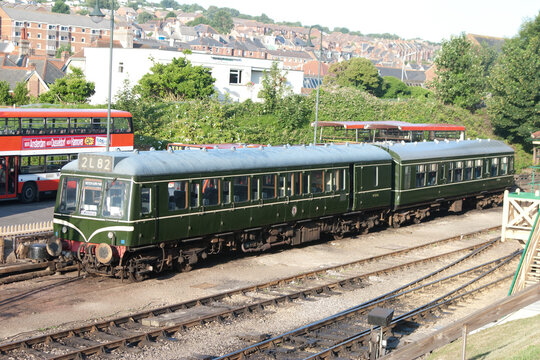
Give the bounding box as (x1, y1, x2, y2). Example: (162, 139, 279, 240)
(381, 76, 410, 99)
(39, 67, 95, 104)
(55, 44, 72, 58)
(325, 57, 383, 96)
(258, 62, 291, 113)
(136, 57, 215, 101)
(85, 0, 119, 11)
(488, 12, 540, 151)
(333, 27, 350, 34)
(430, 33, 485, 110)
(160, 0, 178, 9)
(165, 11, 176, 19)
(52, 0, 70, 14)
(178, 3, 204, 12)
(137, 12, 156, 24)
(0, 81, 12, 105)
(13, 82, 30, 105)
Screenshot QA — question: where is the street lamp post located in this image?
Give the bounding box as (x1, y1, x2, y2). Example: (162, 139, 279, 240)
(90, 0, 114, 152)
(307, 26, 323, 144)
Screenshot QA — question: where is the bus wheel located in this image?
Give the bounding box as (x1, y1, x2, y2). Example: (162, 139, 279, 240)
(21, 183, 37, 203)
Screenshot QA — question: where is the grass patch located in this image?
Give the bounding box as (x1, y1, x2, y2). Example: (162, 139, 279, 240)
(426, 314, 540, 360)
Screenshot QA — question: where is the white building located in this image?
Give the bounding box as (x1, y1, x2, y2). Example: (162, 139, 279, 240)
(82, 47, 304, 104)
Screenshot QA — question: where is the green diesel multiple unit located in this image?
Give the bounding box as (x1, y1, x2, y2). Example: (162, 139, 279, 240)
(49, 140, 514, 280)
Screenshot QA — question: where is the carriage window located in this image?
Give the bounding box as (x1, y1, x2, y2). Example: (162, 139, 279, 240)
(233, 176, 249, 202)
(464, 160, 473, 181)
(302, 173, 309, 194)
(58, 177, 79, 214)
(293, 172, 301, 195)
(91, 118, 108, 134)
(103, 180, 127, 218)
(339, 169, 346, 190)
(21, 118, 44, 134)
(403, 166, 411, 190)
(491, 158, 499, 176)
(250, 177, 259, 200)
(279, 175, 287, 197)
(46, 118, 69, 134)
(475, 159, 483, 178)
(500, 157, 508, 175)
(190, 183, 199, 207)
(509, 157, 514, 173)
(113, 117, 132, 133)
(455, 162, 463, 182)
(141, 187, 151, 214)
(416, 165, 426, 187)
(447, 162, 454, 183)
(427, 164, 438, 186)
(168, 181, 187, 210)
(202, 178, 219, 206)
(223, 180, 231, 204)
(0, 118, 20, 135)
(80, 179, 102, 216)
(286, 173, 293, 196)
(311, 170, 324, 193)
(262, 174, 276, 199)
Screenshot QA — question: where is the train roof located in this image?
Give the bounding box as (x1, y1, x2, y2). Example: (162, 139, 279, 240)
(382, 139, 514, 162)
(63, 143, 393, 177)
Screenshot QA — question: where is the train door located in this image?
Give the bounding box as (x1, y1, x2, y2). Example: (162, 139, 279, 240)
(138, 184, 158, 245)
(0, 156, 17, 200)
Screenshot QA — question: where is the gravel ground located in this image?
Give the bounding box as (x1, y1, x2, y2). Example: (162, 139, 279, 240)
(0, 207, 522, 359)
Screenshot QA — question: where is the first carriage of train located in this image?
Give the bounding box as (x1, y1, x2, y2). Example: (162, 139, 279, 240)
(46, 139, 514, 280)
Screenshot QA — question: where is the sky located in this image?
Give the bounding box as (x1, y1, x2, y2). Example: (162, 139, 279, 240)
(179, 0, 539, 42)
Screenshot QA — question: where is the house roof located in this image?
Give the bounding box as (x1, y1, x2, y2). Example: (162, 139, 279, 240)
(187, 37, 225, 47)
(0, 5, 110, 30)
(267, 49, 312, 59)
(376, 66, 426, 82)
(0, 67, 32, 89)
(194, 24, 219, 35)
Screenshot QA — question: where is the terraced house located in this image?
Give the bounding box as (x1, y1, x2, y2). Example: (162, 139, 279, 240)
(0, 4, 110, 56)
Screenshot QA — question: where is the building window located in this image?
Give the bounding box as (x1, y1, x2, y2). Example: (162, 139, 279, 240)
(229, 69, 242, 84)
(37, 23, 42, 28)
(48, 35, 56, 40)
(47, 45, 56, 50)
(60, 26, 68, 31)
(14, 32, 21, 37)
(91, 29, 99, 34)
(27, 33, 31, 38)
(60, 36, 68, 41)
(48, 25, 55, 30)
(71, 37, 75, 41)
(82, 28, 86, 33)
(15, 21, 22, 27)
(118, 62, 124, 73)
(81, 38, 85, 43)
(37, 43, 41, 49)
(37, 33, 42, 39)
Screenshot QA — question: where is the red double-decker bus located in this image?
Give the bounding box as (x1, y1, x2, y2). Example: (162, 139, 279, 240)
(0, 108, 134, 202)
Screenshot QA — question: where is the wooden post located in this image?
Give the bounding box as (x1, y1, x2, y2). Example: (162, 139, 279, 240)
(461, 325, 467, 360)
(0, 237, 4, 263)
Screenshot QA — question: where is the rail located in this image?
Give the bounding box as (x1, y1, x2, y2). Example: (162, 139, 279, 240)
(381, 283, 540, 359)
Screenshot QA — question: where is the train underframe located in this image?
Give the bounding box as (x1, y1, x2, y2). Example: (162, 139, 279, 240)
(70, 191, 504, 281)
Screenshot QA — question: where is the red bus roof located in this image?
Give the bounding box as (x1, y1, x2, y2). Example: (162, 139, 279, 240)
(313, 121, 465, 131)
(0, 108, 132, 118)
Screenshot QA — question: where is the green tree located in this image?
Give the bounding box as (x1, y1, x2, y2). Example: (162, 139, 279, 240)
(13, 82, 29, 105)
(85, 0, 119, 11)
(39, 67, 95, 104)
(165, 11, 176, 19)
(137, 12, 155, 24)
(430, 33, 485, 110)
(136, 57, 215, 100)
(52, 0, 70, 14)
(325, 57, 383, 96)
(258, 62, 291, 112)
(160, 0, 178, 9)
(381, 76, 410, 99)
(0, 81, 13, 105)
(55, 44, 72, 58)
(488, 13, 540, 151)
(333, 27, 350, 34)
(208, 9, 234, 34)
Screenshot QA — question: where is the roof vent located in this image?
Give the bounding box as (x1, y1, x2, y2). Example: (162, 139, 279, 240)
(434, 139, 439, 144)
(167, 148, 173, 153)
(488, 138, 491, 142)
(150, 147, 155, 151)
(259, 145, 264, 150)
(324, 143, 329, 147)
(345, 142, 349, 146)
(414, 141, 418, 146)
(445, 139, 449, 143)
(203, 147, 208, 152)
(401, 141, 405, 145)
(116, 148, 121, 151)
(133, 149, 139, 154)
(423, 139, 427, 142)
(467, 138, 470, 141)
(231, 146, 236, 151)
(478, 138, 482, 142)
(267, 144, 272, 147)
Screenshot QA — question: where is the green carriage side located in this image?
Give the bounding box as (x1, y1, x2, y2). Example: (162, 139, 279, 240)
(381, 139, 514, 211)
(53, 144, 393, 250)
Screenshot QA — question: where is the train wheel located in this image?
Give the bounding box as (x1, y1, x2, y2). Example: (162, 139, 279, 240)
(21, 182, 37, 203)
(180, 263, 192, 272)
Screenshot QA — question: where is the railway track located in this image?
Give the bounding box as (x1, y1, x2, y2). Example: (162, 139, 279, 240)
(0, 227, 508, 359)
(218, 253, 519, 359)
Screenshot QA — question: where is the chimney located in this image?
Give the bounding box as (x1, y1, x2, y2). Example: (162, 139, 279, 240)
(19, 39, 30, 57)
(28, 62, 36, 71)
(116, 28, 134, 49)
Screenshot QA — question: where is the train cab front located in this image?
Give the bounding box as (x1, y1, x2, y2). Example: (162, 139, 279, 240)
(49, 173, 134, 277)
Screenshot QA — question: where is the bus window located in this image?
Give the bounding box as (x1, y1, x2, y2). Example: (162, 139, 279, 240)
(113, 117, 132, 133)
(92, 118, 107, 134)
(21, 118, 44, 134)
(58, 177, 79, 214)
(46, 155, 70, 172)
(70, 117, 91, 134)
(46, 118, 69, 134)
(80, 179, 102, 216)
(1, 118, 20, 135)
(103, 180, 127, 218)
(20, 156, 46, 174)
